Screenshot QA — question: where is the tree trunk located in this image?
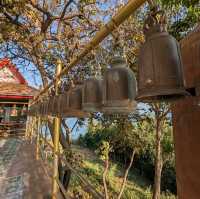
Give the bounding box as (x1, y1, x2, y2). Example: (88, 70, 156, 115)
(103, 158, 109, 199)
(117, 148, 136, 199)
(153, 118, 163, 199)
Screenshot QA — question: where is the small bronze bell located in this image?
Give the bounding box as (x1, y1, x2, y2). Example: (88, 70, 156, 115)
(41, 100, 47, 116)
(44, 99, 49, 115)
(28, 106, 33, 116)
(39, 103, 42, 116)
(38, 102, 42, 115)
(66, 81, 89, 118)
(58, 82, 71, 117)
(51, 96, 57, 116)
(59, 92, 68, 117)
(43, 100, 48, 116)
(67, 83, 83, 117)
(137, 8, 188, 102)
(54, 94, 63, 116)
(102, 56, 137, 114)
(47, 89, 56, 116)
(82, 78, 103, 113)
(32, 103, 39, 116)
(30, 105, 33, 116)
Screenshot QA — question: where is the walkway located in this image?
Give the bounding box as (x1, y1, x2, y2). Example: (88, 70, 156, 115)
(0, 137, 53, 199)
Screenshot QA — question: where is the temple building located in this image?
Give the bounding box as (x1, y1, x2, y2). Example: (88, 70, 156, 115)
(0, 58, 37, 136)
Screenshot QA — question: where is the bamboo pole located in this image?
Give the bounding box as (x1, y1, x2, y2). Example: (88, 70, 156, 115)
(25, 102, 31, 139)
(30, 117, 35, 143)
(36, 116, 41, 160)
(31, 0, 147, 104)
(52, 60, 62, 199)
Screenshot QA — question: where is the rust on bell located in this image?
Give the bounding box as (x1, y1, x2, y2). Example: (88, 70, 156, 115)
(102, 56, 137, 114)
(180, 23, 200, 89)
(137, 7, 188, 102)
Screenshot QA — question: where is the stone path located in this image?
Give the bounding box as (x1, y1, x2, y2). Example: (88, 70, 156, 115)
(0, 138, 54, 199)
(0, 139, 23, 199)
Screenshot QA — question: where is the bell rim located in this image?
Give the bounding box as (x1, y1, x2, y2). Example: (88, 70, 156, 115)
(82, 102, 102, 113)
(136, 88, 190, 102)
(101, 101, 137, 114)
(60, 110, 90, 118)
(110, 56, 126, 67)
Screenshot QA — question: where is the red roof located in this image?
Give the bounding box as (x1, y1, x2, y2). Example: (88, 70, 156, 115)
(0, 83, 38, 99)
(0, 58, 27, 84)
(0, 58, 38, 100)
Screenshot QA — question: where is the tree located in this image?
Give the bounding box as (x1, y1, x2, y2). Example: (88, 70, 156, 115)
(149, 103, 170, 199)
(96, 141, 112, 199)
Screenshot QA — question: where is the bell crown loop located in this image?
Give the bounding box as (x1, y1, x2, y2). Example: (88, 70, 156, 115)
(143, 6, 168, 39)
(109, 56, 126, 68)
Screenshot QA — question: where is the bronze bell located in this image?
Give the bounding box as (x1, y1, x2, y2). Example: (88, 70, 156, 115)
(102, 56, 137, 114)
(38, 102, 42, 115)
(50, 96, 57, 116)
(39, 103, 42, 116)
(54, 95, 62, 116)
(43, 100, 48, 116)
(82, 78, 103, 113)
(58, 82, 71, 117)
(67, 82, 83, 117)
(58, 92, 68, 117)
(47, 98, 53, 116)
(28, 106, 33, 116)
(30, 105, 35, 116)
(41, 100, 47, 116)
(38, 102, 41, 115)
(60, 82, 88, 118)
(137, 8, 188, 102)
(47, 89, 56, 116)
(33, 103, 38, 116)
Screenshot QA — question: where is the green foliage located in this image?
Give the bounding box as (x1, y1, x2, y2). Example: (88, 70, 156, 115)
(78, 116, 177, 194)
(95, 141, 112, 161)
(158, 0, 200, 40)
(68, 145, 176, 199)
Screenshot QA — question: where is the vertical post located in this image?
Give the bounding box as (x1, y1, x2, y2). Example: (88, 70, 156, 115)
(25, 102, 30, 139)
(52, 59, 62, 199)
(25, 116, 29, 139)
(36, 116, 41, 160)
(30, 116, 35, 144)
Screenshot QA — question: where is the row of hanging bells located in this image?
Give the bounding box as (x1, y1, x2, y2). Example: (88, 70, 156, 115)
(28, 6, 188, 117)
(29, 56, 137, 117)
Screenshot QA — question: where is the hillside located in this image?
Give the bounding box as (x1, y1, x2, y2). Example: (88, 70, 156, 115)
(68, 145, 176, 199)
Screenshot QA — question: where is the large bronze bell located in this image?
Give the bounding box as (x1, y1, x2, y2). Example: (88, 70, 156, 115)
(82, 78, 102, 113)
(137, 8, 188, 102)
(102, 56, 137, 114)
